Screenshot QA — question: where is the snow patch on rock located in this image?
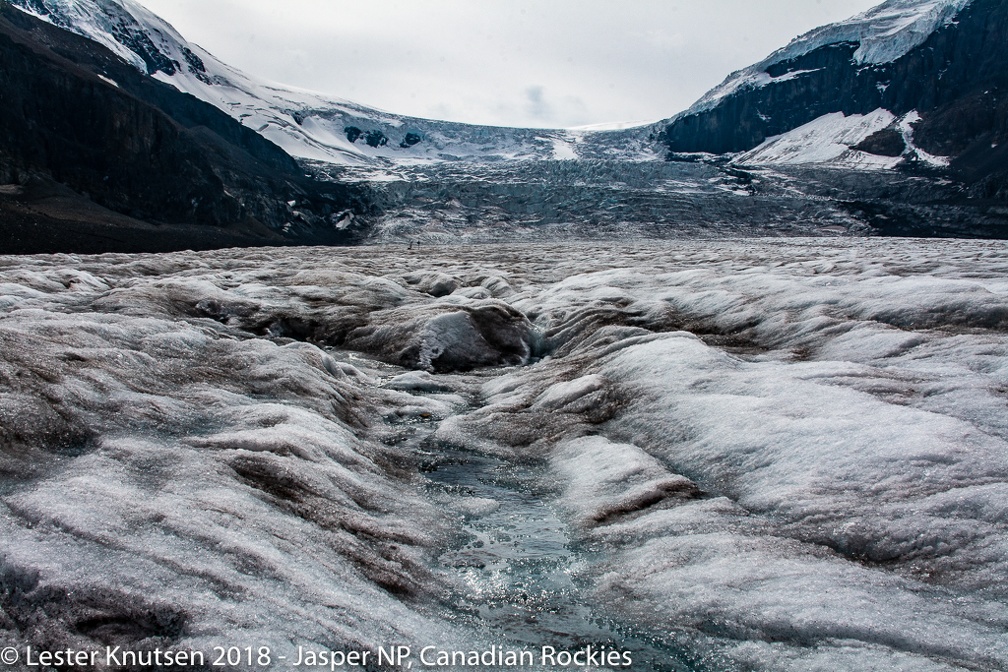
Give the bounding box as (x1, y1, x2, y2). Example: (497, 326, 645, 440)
(735, 109, 901, 168)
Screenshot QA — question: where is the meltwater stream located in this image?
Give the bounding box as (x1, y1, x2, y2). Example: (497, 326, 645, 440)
(405, 421, 700, 671)
(340, 347, 729, 671)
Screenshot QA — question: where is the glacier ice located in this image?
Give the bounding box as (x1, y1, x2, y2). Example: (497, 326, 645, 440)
(1, 239, 1006, 670)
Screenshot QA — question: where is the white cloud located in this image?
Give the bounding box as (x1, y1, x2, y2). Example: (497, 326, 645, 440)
(525, 86, 549, 121)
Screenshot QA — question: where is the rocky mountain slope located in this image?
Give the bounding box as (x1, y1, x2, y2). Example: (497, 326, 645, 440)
(0, 3, 369, 253)
(5, 0, 651, 165)
(658, 0, 1008, 197)
(11, 0, 1004, 184)
(3, 0, 1006, 248)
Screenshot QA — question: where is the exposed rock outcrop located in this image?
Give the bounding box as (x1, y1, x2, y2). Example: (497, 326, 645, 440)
(658, 0, 1008, 197)
(0, 4, 372, 253)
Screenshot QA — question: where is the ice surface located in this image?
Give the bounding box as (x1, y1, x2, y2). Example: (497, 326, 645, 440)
(1, 240, 1006, 669)
(0, 308, 455, 656)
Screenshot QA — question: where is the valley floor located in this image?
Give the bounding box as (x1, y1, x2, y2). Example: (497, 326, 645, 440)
(1, 239, 1006, 671)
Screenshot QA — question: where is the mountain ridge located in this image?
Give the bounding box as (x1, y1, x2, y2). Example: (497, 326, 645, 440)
(4, 0, 658, 165)
(11, 0, 999, 185)
(0, 3, 370, 253)
(657, 0, 1007, 197)
(2, 0, 1006, 250)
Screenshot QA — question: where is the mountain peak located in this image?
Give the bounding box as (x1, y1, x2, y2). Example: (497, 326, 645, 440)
(9, 0, 198, 76)
(688, 0, 971, 118)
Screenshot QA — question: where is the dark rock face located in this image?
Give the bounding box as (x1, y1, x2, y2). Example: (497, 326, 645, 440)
(662, 41, 879, 155)
(364, 130, 389, 148)
(344, 125, 363, 143)
(853, 128, 906, 157)
(0, 5, 372, 253)
(658, 0, 1008, 196)
(399, 132, 423, 148)
(345, 125, 414, 149)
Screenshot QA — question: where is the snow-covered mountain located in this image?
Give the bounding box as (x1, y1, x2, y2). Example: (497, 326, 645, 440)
(686, 0, 971, 118)
(658, 0, 1008, 194)
(9, 0, 1005, 187)
(4, 0, 1006, 250)
(6, 0, 655, 166)
(0, 3, 375, 252)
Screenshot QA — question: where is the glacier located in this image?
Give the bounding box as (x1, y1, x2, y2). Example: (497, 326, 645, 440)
(6, 0, 654, 166)
(1, 239, 1006, 670)
(6, 0, 974, 175)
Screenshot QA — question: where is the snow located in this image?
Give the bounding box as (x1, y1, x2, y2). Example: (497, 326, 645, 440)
(899, 110, 953, 167)
(736, 109, 901, 168)
(2, 240, 1007, 668)
(734, 108, 953, 169)
(569, 119, 661, 131)
(12, 0, 151, 72)
(548, 135, 579, 161)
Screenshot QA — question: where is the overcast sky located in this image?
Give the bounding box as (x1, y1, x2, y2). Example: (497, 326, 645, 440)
(135, 0, 881, 128)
